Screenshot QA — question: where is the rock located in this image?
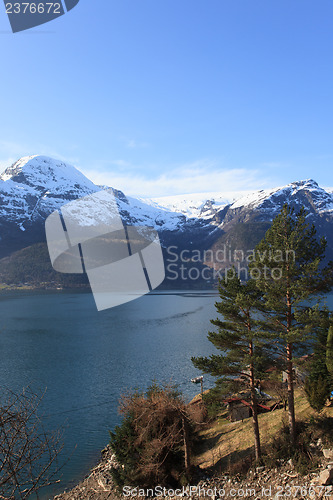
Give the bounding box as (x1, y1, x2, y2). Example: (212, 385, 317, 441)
(323, 449, 333, 459)
(319, 468, 333, 486)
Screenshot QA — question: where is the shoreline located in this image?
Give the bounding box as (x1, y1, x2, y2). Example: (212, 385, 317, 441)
(52, 447, 333, 500)
(53, 446, 120, 500)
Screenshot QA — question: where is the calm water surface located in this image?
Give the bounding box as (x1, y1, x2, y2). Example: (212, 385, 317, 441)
(0, 290, 219, 498)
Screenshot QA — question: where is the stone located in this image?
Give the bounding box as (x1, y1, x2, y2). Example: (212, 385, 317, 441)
(319, 468, 333, 486)
(323, 449, 333, 459)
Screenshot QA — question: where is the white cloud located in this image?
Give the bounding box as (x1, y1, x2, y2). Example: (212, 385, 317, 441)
(0, 149, 276, 199)
(82, 160, 274, 198)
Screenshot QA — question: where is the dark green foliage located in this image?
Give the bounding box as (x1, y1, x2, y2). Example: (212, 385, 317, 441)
(109, 414, 142, 487)
(192, 273, 267, 386)
(327, 326, 333, 376)
(192, 271, 271, 460)
(303, 312, 333, 411)
(304, 376, 330, 413)
(249, 206, 332, 348)
(309, 318, 332, 383)
(249, 204, 333, 442)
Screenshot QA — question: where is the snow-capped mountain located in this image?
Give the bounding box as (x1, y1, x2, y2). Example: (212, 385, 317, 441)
(229, 179, 333, 215)
(0, 156, 216, 258)
(0, 155, 192, 232)
(1, 155, 333, 267)
(0, 156, 100, 226)
(145, 179, 333, 225)
(142, 190, 253, 219)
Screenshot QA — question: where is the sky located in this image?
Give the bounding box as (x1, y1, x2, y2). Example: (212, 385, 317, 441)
(0, 0, 332, 197)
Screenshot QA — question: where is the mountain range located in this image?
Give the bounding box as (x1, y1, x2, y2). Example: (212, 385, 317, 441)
(1, 155, 332, 288)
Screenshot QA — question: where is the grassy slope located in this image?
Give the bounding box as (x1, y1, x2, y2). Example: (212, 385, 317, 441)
(193, 389, 333, 471)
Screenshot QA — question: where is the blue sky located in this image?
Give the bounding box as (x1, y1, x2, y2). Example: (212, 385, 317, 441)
(0, 0, 332, 197)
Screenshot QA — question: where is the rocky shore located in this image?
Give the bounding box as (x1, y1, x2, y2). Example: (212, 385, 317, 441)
(53, 446, 333, 500)
(54, 446, 119, 500)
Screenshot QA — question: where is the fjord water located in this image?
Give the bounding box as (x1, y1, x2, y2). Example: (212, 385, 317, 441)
(0, 290, 218, 498)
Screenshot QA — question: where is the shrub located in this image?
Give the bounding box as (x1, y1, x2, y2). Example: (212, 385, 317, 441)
(109, 383, 197, 490)
(304, 375, 330, 413)
(263, 416, 333, 474)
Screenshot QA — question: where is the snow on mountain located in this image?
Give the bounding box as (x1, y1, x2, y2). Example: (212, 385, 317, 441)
(0, 156, 99, 226)
(122, 196, 186, 231)
(0, 155, 98, 194)
(0, 156, 188, 233)
(142, 190, 253, 218)
(1, 156, 333, 240)
(141, 180, 333, 231)
(229, 179, 333, 216)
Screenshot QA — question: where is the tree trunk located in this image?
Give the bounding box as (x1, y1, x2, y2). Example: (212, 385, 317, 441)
(182, 417, 191, 471)
(249, 343, 261, 461)
(286, 284, 296, 446)
(286, 343, 296, 445)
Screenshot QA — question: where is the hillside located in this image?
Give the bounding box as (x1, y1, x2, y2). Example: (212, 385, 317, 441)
(194, 389, 333, 471)
(53, 389, 333, 499)
(0, 243, 88, 288)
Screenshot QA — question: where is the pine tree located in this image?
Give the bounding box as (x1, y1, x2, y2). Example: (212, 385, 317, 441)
(304, 313, 333, 410)
(191, 272, 268, 461)
(249, 205, 333, 444)
(304, 375, 330, 413)
(309, 310, 331, 381)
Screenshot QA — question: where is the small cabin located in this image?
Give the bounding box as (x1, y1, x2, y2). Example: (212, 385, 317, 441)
(225, 397, 271, 422)
(226, 399, 251, 422)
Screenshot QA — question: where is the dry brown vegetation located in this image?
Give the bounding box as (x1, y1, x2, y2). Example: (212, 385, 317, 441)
(0, 387, 63, 499)
(192, 388, 333, 474)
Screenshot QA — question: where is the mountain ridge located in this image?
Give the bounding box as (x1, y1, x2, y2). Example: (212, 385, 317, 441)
(1, 155, 332, 231)
(1, 155, 333, 287)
